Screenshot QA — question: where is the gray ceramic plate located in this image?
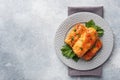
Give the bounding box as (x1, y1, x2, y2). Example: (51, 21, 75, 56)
(54, 12, 113, 70)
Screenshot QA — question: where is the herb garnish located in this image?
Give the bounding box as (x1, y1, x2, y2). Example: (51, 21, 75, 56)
(85, 20, 104, 37)
(80, 47, 83, 50)
(61, 44, 79, 62)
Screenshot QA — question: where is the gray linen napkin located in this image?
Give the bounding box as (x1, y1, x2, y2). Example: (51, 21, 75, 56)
(68, 6, 103, 77)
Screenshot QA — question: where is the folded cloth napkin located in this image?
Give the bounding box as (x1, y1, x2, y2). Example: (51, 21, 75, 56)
(68, 6, 103, 77)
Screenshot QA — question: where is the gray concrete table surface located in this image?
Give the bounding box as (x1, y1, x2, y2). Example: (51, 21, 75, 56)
(0, 0, 120, 80)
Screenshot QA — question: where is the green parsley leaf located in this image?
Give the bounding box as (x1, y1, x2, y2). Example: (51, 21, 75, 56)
(74, 29, 76, 32)
(61, 44, 79, 62)
(80, 47, 83, 50)
(71, 36, 74, 41)
(85, 20, 95, 28)
(85, 19, 104, 37)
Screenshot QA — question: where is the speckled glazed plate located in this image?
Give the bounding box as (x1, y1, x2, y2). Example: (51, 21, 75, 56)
(54, 12, 113, 70)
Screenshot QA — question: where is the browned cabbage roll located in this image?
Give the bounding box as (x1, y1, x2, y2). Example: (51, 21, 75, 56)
(72, 28, 98, 57)
(65, 23, 86, 47)
(82, 38, 102, 61)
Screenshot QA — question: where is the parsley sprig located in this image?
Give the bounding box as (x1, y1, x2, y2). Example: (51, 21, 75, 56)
(85, 20, 104, 37)
(61, 44, 79, 62)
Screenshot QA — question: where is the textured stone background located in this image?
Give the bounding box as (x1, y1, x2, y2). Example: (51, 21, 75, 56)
(0, 0, 120, 80)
